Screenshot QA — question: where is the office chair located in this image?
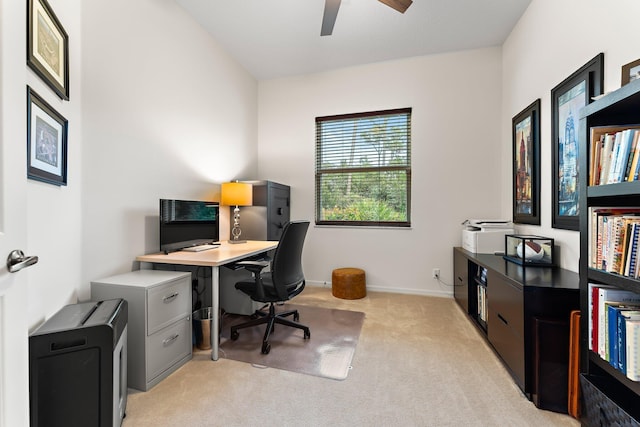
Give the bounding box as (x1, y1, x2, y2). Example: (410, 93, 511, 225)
(230, 220, 311, 354)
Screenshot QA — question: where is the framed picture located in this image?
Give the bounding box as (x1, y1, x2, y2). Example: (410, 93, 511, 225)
(27, 0, 69, 100)
(512, 99, 541, 225)
(27, 86, 68, 186)
(551, 53, 604, 231)
(621, 59, 640, 86)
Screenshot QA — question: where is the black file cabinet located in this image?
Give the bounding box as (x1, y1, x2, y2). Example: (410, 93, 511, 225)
(234, 180, 290, 241)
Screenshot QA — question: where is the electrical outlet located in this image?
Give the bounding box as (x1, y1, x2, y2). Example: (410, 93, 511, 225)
(432, 268, 440, 279)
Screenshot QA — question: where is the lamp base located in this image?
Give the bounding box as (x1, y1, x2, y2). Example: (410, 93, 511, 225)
(228, 239, 247, 244)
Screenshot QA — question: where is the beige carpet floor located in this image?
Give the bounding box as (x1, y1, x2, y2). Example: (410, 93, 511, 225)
(123, 286, 580, 427)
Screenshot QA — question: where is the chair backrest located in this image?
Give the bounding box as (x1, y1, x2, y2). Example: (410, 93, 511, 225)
(270, 220, 310, 300)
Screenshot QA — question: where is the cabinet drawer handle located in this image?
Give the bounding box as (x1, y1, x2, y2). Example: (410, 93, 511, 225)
(163, 334, 179, 346)
(163, 292, 179, 303)
(497, 313, 508, 325)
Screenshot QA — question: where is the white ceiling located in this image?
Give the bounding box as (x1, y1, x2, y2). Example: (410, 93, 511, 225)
(175, 0, 531, 81)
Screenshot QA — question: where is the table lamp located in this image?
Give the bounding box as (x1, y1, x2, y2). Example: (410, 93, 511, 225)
(221, 181, 253, 244)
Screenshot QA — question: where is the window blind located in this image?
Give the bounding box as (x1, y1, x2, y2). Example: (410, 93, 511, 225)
(315, 108, 411, 226)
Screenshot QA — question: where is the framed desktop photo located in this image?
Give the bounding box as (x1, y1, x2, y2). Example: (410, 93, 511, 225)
(551, 53, 604, 231)
(27, 86, 68, 186)
(512, 99, 541, 225)
(27, 0, 69, 100)
(621, 58, 640, 86)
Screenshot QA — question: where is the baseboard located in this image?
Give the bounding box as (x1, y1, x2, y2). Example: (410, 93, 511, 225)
(305, 280, 453, 298)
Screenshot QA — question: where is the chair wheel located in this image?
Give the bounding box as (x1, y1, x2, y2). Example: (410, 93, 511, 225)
(231, 330, 239, 341)
(293, 313, 300, 321)
(304, 330, 310, 339)
(261, 342, 271, 354)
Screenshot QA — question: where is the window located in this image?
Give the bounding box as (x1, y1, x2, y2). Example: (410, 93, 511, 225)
(315, 108, 411, 227)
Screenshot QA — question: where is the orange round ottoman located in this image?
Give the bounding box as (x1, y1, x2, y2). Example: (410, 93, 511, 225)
(332, 268, 366, 299)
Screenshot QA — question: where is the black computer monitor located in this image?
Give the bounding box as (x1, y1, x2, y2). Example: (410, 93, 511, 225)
(159, 199, 219, 254)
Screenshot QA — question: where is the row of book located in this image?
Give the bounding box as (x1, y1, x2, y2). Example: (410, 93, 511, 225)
(589, 208, 640, 277)
(477, 283, 487, 325)
(589, 125, 640, 186)
(588, 283, 640, 381)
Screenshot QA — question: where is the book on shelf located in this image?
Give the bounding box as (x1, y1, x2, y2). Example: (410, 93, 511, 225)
(612, 129, 637, 183)
(476, 266, 487, 285)
(626, 318, 640, 381)
(589, 282, 640, 380)
(589, 207, 640, 276)
(590, 125, 640, 186)
(588, 282, 599, 351)
(590, 133, 604, 185)
(619, 310, 640, 375)
(625, 130, 640, 181)
(476, 283, 487, 323)
(624, 223, 640, 277)
(609, 131, 625, 184)
(607, 303, 640, 368)
(597, 288, 640, 360)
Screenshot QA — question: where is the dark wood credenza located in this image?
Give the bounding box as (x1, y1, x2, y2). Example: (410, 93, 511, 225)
(453, 247, 579, 413)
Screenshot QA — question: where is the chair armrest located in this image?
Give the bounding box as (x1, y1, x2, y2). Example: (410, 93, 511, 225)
(235, 260, 269, 275)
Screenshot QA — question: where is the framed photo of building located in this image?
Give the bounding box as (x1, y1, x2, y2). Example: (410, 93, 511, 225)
(551, 53, 604, 231)
(27, 0, 69, 100)
(27, 86, 68, 186)
(512, 99, 541, 225)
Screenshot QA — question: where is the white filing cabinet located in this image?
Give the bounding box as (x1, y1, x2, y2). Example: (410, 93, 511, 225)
(91, 270, 192, 391)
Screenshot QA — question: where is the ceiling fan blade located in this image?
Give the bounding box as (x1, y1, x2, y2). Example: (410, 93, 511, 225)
(378, 0, 413, 13)
(321, 0, 341, 36)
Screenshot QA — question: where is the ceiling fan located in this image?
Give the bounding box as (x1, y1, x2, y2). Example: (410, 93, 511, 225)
(321, 0, 413, 36)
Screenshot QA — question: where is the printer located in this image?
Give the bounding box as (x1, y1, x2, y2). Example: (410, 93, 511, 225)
(461, 219, 514, 254)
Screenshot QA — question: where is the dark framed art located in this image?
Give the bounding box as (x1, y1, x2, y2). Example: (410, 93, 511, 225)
(551, 53, 604, 230)
(512, 99, 541, 225)
(27, 0, 69, 100)
(621, 59, 640, 86)
(27, 86, 68, 186)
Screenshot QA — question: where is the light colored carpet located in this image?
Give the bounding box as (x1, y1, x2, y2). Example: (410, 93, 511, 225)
(219, 304, 365, 380)
(123, 286, 580, 427)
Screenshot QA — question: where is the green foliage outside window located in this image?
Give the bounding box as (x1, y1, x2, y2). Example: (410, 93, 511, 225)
(315, 108, 411, 226)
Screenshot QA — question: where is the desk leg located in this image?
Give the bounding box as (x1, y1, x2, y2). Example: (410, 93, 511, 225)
(211, 265, 220, 361)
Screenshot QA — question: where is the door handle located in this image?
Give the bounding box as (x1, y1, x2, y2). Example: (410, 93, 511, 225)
(6, 250, 39, 273)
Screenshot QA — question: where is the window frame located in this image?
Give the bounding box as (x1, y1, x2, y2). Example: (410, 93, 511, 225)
(315, 107, 412, 227)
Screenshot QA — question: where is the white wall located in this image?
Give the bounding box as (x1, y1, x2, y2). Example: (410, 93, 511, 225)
(258, 49, 504, 296)
(80, 1, 258, 296)
(20, 0, 83, 328)
(501, 0, 640, 271)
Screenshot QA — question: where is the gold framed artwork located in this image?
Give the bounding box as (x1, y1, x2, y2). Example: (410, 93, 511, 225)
(27, 0, 69, 100)
(621, 59, 640, 86)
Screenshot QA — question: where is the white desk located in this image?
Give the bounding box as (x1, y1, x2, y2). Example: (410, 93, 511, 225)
(136, 240, 278, 360)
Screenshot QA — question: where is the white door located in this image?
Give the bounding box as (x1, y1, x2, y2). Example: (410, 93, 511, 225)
(0, 0, 33, 425)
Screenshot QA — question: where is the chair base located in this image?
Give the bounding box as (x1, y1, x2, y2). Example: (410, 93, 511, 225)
(230, 303, 310, 354)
